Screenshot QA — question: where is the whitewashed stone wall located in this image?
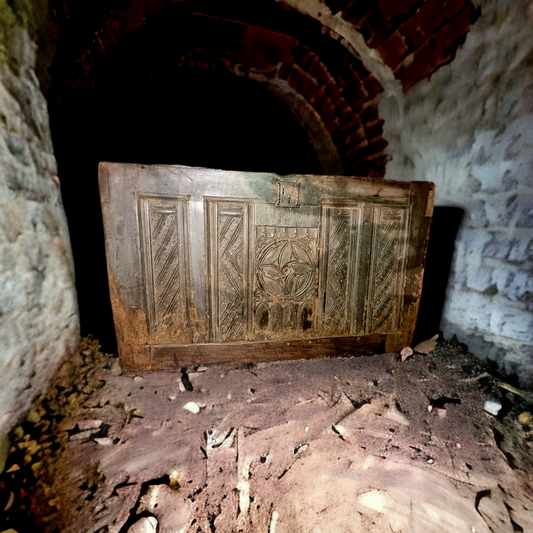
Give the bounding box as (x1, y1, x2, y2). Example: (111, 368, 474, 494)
(0, 27, 79, 438)
(383, 0, 533, 385)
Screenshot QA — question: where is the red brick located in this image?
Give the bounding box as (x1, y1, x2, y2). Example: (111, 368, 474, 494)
(342, 1, 377, 27)
(287, 65, 319, 97)
(341, 77, 370, 110)
(360, 104, 379, 123)
(362, 118, 385, 142)
(397, 6, 473, 90)
(346, 154, 390, 177)
(240, 26, 298, 74)
(377, 30, 408, 69)
(399, 0, 467, 51)
(361, 73, 383, 98)
(377, 0, 424, 19)
(343, 138, 389, 167)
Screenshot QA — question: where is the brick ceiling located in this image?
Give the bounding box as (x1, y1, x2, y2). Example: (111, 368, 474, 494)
(48, 0, 477, 176)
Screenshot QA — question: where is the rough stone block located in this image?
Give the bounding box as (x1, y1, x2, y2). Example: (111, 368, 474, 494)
(0, 29, 79, 438)
(483, 231, 513, 261)
(490, 305, 533, 344)
(515, 194, 533, 228)
(443, 289, 493, 333)
(465, 261, 494, 293)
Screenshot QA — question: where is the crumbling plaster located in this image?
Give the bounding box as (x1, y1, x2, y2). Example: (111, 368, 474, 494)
(291, 0, 533, 385)
(0, 4, 79, 439)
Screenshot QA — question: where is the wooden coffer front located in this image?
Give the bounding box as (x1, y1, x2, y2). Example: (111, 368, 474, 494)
(99, 163, 434, 370)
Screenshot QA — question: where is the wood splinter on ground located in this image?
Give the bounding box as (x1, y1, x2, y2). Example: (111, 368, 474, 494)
(1, 337, 532, 533)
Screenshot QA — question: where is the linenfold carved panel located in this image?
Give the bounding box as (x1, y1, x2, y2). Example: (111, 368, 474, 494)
(367, 206, 410, 334)
(318, 206, 363, 336)
(206, 199, 254, 342)
(254, 226, 319, 338)
(139, 196, 191, 342)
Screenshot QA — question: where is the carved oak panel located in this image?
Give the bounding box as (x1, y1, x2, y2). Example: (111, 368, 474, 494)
(99, 164, 434, 369)
(139, 196, 191, 344)
(318, 206, 363, 337)
(254, 226, 319, 339)
(205, 199, 254, 343)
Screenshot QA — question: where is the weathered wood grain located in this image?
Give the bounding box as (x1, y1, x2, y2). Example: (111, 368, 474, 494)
(99, 163, 434, 369)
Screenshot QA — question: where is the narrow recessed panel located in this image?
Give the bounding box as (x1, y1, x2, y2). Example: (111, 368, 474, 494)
(318, 206, 363, 336)
(367, 206, 410, 334)
(206, 200, 254, 343)
(139, 196, 191, 343)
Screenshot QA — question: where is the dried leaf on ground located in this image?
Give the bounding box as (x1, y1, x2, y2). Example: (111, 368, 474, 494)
(414, 334, 439, 354)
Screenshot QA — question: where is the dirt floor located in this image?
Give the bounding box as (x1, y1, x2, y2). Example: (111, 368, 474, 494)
(1, 336, 533, 533)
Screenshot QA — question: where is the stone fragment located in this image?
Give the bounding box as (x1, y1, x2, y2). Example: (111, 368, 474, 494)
(400, 346, 413, 362)
(414, 334, 439, 354)
(484, 399, 502, 416)
(94, 438, 114, 446)
(110, 359, 122, 376)
(77, 419, 102, 431)
(183, 402, 200, 414)
(436, 408, 447, 419)
(70, 429, 99, 441)
(127, 516, 158, 533)
(269, 510, 279, 533)
(385, 405, 410, 426)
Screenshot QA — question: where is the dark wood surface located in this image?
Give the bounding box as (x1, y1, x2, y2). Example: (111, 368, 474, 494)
(99, 163, 434, 369)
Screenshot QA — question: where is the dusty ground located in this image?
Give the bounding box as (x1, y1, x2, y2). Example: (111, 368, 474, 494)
(1, 336, 533, 533)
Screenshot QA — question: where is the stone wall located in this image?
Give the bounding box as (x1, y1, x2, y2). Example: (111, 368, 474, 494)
(383, 0, 533, 385)
(0, 3, 79, 439)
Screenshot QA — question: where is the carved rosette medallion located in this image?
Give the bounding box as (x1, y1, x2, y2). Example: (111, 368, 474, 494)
(254, 226, 318, 336)
(256, 240, 315, 301)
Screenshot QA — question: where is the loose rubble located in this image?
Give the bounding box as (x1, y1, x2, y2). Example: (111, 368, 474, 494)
(1, 336, 532, 533)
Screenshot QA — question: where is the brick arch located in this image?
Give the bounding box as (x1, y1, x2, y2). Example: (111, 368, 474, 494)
(50, 1, 391, 177)
(169, 13, 389, 176)
(323, 0, 479, 91)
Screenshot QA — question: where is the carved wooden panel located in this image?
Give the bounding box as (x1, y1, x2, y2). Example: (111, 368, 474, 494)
(367, 206, 410, 334)
(139, 196, 191, 344)
(99, 164, 434, 370)
(318, 206, 363, 337)
(254, 226, 319, 339)
(205, 199, 254, 342)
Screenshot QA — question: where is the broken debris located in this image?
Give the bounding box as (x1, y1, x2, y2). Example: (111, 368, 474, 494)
(414, 334, 439, 354)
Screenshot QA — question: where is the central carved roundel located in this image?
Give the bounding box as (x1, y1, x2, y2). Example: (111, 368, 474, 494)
(256, 240, 315, 300)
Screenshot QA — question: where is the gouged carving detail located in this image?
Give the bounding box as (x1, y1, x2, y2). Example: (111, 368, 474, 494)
(139, 197, 190, 340)
(207, 200, 253, 342)
(254, 226, 319, 338)
(318, 207, 363, 336)
(368, 207, 410, 333)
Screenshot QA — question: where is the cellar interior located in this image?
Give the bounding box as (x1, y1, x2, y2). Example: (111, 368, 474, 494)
(0, 1, 532, 532)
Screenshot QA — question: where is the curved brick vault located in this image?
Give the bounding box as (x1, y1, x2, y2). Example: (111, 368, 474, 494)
(48, 0, 477, 176)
